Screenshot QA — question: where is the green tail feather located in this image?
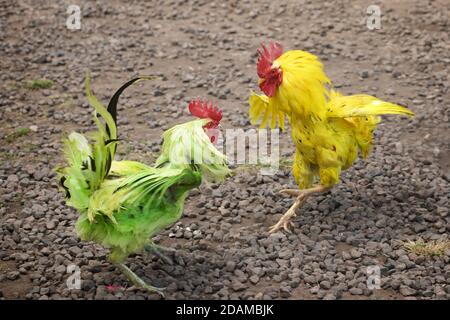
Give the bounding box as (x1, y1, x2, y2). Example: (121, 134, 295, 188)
(57, 73, 155, 212)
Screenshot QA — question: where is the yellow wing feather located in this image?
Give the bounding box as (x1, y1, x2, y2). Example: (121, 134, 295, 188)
(248, 91, 286, 130)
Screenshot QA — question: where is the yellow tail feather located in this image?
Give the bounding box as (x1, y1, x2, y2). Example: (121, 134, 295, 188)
(327, 93, 414, 118)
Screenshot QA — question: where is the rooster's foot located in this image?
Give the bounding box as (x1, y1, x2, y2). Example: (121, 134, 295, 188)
(116, 263, 165, 297)
(270, 185, 330, 234)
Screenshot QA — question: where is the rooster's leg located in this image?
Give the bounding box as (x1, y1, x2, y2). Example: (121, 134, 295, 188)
(147, 243, 176, 253)
(269, 185, 329, 233)
(116, 263, 165, 297)
(144, 243, 175, 265)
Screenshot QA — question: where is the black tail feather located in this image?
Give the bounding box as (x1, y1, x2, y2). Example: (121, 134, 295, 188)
(105, 76, 156, 151)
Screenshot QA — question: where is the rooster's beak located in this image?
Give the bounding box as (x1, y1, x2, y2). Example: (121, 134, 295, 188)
(258, 78, 265, 86)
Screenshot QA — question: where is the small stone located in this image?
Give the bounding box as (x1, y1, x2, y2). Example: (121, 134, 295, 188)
(46, 221, 56, 230)
(182, 73, 195, 83)
(320, 280, 331, 290)
(166, 282, 178, 293)
(7, 175, 19, 183)
(250, 267, 263, 277)
(40, 288, 50, 295)
(82, 280, 96, 291)
(349, 288, 363, 295)
(434, 286, 446, 298)
(7, 271, 20, 280)
(55, 265, 66, 274)
(375, 219, 386, 228)
(254, 292, 263, 299)
(350, 249, 362, 258)
(249, 275, 259, 284)
(225, 261, 236, 272)
(279, 286, 291, 298)
(231, 280, 246, 292)
(31, 204, 45, 218)
(68, 246, 82, 256)
(304, 275, 316, 284)
(400, 286, 416, 297)
(342, 251, 351, 260)
(323, 293, 337, 300)
(13, 253, 29, 262)
(213, 230, 224, 241)
(360, 70, 370, 78)
(310, 285, 320, 294)
(310, 226, 321, 235)
(437, 207, 448, 217)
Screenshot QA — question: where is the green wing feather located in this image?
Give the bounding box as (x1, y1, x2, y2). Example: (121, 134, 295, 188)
(78, 167, 202, 261)
(109, 160, 152, 176)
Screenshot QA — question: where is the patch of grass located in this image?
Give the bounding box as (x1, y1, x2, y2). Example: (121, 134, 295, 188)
(4, 127, 31, 143)
(278, 157, 293, 168)
(24, 78, 53, 90)
(0, 262, 9, 272)
(21, 142, 38, 152)
(0, 151, 18, 163)
(59, 98, 75, 109)
(232, 156, 293, 175)
(404, 238, 450, 256)
(116, 141, 134, 159)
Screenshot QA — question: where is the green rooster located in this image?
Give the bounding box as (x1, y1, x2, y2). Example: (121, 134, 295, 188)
(57, 74, 229, 296)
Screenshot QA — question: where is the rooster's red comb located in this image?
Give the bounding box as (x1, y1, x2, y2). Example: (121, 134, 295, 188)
(188, 99, 222, 123)
(257, 42, 284, 78)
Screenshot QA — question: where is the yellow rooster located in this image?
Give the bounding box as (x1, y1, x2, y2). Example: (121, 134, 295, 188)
(249, 42, 414, 233)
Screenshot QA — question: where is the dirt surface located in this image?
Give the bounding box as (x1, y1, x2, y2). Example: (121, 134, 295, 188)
(0, 0, 449, 300)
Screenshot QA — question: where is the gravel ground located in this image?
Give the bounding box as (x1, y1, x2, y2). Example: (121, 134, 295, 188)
(0, 0, 449, 300)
